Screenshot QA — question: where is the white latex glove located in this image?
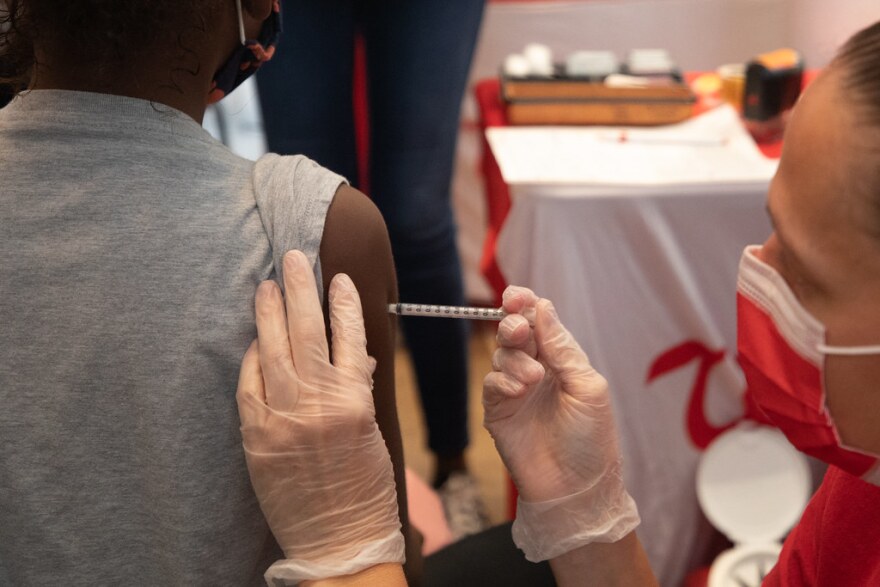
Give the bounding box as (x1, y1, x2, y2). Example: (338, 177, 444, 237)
(483, 286, 640, 562)
(236, 250, 404, 584)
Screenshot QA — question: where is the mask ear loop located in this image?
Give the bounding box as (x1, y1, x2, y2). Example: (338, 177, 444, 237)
(817, 343, 880, 356)
(235, 0, 247, 44)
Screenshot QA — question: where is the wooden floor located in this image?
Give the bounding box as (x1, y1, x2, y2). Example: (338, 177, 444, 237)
(395, 321, 508, 524)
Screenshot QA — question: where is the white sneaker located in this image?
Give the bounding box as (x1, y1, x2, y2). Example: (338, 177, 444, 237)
(437, 472, 491, 540)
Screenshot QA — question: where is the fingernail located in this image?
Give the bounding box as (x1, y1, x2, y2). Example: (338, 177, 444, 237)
(498, 318, 516, 340)
(329, 274, 355, 305)
(256, 282, 280, 313)
(541, 299, 558, 321)
(529, 363, 545, 381)
(334, 273, 355, 292)
(283, 250, 307, 273)
(502, 288, 521, 304)
(256, 280, 277, 300)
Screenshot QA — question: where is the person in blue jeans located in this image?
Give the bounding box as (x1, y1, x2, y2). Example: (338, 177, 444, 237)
(256, 0, 488, 537)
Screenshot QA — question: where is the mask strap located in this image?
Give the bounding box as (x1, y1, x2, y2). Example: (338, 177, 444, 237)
(817, 343, 880, 356)
(235, 0, 247, 44)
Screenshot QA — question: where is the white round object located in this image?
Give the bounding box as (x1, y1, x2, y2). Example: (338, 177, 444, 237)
(709, 543, 783, 587)
(696, 424, 811, 545)
(523, 43, 554, 76)
(503, 54, 532, 78)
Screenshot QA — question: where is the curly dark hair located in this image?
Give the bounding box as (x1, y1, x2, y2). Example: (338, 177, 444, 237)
(0, 0, 222, 93)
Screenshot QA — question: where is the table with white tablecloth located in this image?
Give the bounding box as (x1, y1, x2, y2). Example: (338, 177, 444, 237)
(486, 107, 777, 586)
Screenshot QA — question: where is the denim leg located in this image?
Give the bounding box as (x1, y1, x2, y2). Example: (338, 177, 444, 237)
(255, 0, 358, 181)
(255, 0, 487, 457)
(362, 0, 487, 457)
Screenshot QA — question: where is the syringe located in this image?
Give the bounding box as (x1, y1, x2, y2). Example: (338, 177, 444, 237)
(387, 303, 505, 321)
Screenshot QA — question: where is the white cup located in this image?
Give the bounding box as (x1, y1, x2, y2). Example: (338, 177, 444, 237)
(523, 43, 554, 77)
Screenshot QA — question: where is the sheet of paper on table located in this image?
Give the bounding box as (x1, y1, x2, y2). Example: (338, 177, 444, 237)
(485, 104, 779, 187)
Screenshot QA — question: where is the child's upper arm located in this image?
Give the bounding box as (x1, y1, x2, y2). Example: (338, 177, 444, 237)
(318, 185, 422, 581)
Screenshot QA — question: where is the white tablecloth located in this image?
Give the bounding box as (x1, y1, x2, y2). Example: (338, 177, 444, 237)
(488, 111, 776, 586)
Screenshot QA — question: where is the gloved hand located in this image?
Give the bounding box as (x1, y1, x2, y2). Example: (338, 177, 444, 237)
(236, 250, 404, 584)
(483, 286, 640, 562)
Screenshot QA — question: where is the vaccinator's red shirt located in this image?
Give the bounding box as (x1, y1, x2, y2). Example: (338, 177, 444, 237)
(764, 465, 880, 586)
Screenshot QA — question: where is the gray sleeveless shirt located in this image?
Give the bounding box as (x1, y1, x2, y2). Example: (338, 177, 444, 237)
(0, 90, 345, 585)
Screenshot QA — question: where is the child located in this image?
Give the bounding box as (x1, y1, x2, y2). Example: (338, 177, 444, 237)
(0, 0, 417, 583)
